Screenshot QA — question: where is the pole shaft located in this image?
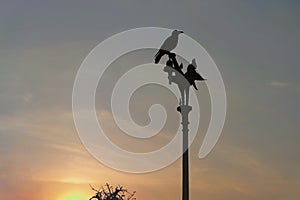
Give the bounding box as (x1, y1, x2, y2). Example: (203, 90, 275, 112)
(182, 136, 189, 200)
(180, 106, 191, 200)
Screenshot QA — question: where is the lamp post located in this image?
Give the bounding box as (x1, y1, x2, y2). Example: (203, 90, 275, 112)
(161, 52, 204, 200)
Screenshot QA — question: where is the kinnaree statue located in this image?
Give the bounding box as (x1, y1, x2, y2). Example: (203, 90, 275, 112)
(162, 52, 206, 107)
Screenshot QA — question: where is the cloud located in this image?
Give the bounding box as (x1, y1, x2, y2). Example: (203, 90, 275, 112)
(267, 81, 290, 87)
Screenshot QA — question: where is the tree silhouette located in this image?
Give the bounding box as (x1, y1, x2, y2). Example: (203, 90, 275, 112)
(89, 183, 136, 200)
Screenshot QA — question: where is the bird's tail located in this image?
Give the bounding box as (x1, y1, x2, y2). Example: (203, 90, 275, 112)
(154, 49, 161, 59)
(154, 50, 163, 64)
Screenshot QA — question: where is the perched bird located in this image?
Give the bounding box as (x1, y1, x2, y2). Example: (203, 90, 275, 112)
(184, 59, 206, 90)
(154, 30, 184, 64)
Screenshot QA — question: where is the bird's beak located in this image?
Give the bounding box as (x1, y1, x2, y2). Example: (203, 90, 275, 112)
(179, 30, 184, 33)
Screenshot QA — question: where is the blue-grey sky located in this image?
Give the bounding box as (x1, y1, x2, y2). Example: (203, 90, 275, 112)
(0, 0, 299, 199)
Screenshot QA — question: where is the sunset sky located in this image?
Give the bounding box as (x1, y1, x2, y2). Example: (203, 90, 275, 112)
(0, 0, 299, 200)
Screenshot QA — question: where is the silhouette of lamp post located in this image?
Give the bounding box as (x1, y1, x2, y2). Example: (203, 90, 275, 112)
(161, 52, 205, 200)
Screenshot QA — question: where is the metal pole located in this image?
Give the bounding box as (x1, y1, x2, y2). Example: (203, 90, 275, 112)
(179, 105, 192, 200)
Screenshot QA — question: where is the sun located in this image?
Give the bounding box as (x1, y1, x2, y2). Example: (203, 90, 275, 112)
(58, 193, 88, 200)
(64, 196, 85, 200)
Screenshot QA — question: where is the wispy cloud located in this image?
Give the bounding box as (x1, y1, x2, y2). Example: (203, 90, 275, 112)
(267, 81, 290, 87)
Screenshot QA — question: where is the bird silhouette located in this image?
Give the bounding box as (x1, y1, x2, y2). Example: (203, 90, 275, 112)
(184, 59, 206, 90)
(154, 30, 184, 64)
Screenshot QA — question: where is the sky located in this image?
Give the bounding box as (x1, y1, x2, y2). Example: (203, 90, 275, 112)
(0, 0, 299, 199)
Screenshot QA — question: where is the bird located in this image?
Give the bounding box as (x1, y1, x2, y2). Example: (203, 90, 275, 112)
(184, 59, 206, 90)
(154, 30, 184, 64)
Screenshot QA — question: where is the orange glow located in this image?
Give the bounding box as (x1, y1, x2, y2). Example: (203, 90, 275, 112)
(57, 191, 89, 200)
